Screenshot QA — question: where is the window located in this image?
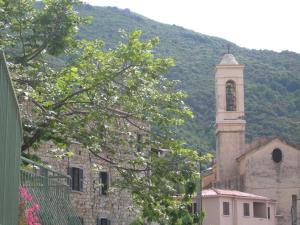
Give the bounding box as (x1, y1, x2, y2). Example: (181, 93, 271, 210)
(223, 201, 230, 216)
(193, 202, 197, 214)
(136, 133, 143, 152)
(253, 202, 267, 218)
(96, 218, 111, 225)
(272, 148, 282, 163)
(243, 203, 250, 216)
(268, 207, 270, 219)
(68, 167, 83, 192)
(79, 217, 84, 225)
(100, 171, 109, 195)
(226, 80, 236, 111)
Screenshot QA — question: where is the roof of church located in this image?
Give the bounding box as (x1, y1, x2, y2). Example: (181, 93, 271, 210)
(237, 136, 300, 161)
(244, 136, 274, 152)
(202, 188, 274, 201)
(219, 53, 239, 65)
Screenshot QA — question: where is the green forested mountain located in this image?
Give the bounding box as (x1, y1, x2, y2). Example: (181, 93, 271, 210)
(77, 4, 300, 150)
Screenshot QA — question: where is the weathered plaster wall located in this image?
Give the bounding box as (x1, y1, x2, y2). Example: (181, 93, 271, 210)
(203, 196, 275, 225)
(216, 130, 245, 180)
(241, 139, 300, 225)
(202, 197, 220, 225)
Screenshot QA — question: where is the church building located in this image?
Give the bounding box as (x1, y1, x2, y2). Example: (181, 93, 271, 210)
(202, 53, 300, 225)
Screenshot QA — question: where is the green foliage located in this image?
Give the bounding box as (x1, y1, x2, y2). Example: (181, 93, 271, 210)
(2, 1, 204, 224)
(76, 5, 300, 149)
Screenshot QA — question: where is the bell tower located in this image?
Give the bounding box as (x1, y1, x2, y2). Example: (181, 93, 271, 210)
(215, 53, 246, 181)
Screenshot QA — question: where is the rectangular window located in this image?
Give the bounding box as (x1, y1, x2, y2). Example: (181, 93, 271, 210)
(136, 133, 142, 152)
(100, 171, 109, 195)
(79, 217, 84, 225)
(68, 167, 83, 192)
(97, 218, 111, 225)
(243, 203, 250, 216)
(253, 202, 267, 218)
(193, 202, 197, 214)
(223, 202, 230, 216)
(268, 207, 270, 219)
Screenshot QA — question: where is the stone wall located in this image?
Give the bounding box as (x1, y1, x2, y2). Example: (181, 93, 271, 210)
(33, 142, 138, 225)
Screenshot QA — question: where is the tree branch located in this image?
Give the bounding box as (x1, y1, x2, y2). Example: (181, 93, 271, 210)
(89, 149, 149, 172)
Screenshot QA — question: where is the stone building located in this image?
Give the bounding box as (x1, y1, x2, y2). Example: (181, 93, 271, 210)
(202, 53, 300, 225)
(32, 109, 147, 225)
(34, 141, 137, 225)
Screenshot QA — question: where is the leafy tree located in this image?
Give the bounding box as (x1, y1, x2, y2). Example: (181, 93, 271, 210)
(1, 0, 207, 224)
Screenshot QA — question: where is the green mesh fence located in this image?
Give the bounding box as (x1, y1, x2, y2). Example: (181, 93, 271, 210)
(0, 51, 22, 225)
(20, 157, 83, 225)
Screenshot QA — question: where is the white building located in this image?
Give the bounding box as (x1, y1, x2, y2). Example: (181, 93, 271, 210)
(202, 189, 276, 225)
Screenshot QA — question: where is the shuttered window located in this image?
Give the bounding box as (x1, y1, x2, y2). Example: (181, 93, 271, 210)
(100, 171, 109, 195)
(68, 167, 83, 192)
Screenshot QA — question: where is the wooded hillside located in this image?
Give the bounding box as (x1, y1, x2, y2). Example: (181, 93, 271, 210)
(77, 4, 300, 150)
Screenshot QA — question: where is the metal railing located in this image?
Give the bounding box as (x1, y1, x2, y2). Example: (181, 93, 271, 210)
(20, 157, 83, 225)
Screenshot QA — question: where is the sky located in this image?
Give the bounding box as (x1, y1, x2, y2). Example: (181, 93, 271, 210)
(83, 0, 300, 54)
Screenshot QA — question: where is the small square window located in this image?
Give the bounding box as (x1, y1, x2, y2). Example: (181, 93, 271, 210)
(223, 202, 230, 216)
(243, 203, 250, 216)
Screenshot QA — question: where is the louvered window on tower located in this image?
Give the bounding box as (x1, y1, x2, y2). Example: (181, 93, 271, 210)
(100, 171, 109, 195)
(96, 218, 111, 225)
(68, 167, 83, 192)
(226, 80, 236, 111)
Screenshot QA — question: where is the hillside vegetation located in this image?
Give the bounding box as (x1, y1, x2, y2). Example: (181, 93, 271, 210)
(77, 4, 300, 150)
